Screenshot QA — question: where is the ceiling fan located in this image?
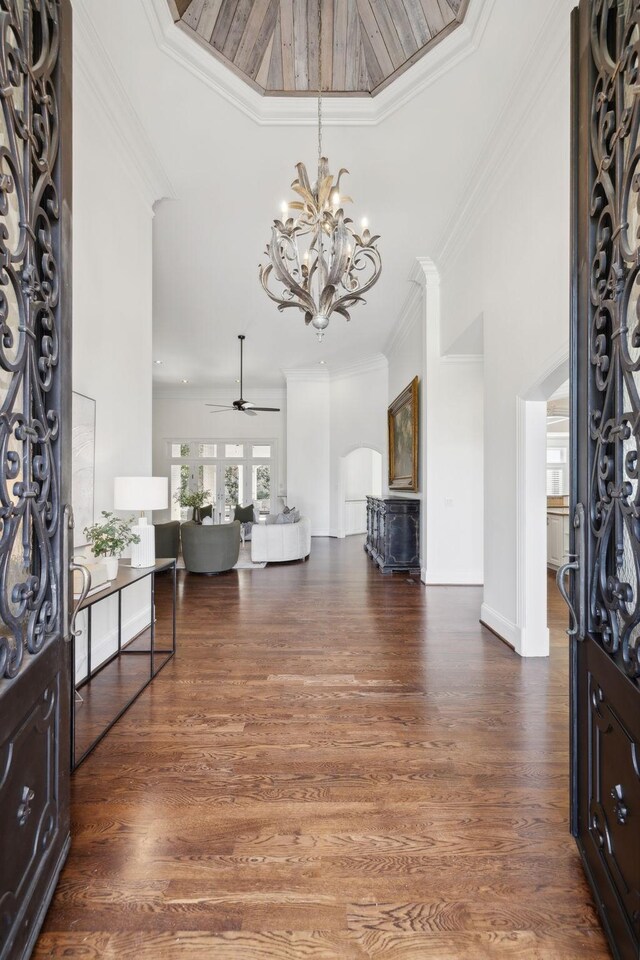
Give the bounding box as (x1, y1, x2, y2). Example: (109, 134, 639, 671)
(206, 335, 281, 417)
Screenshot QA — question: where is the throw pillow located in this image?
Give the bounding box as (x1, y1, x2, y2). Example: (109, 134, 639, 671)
(202, 516, 213, 526)
(276, 510, 299, 524)
(234, 503, 254, 524)
(265, 514, 279, 525)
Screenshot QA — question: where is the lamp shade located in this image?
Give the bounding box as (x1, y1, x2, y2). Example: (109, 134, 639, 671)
(114, 476, 168, 512)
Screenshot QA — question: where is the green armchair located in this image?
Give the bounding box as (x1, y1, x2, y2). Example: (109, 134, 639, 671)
(181, 520, 240, 574)
(154, 520, 180, 560)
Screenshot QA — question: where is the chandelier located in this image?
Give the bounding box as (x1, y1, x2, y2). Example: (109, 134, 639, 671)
(258, 1, 382, 342)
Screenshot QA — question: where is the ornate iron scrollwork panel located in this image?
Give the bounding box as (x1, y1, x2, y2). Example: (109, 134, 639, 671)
(0, 0, 61, 680)
(589, 0, 640, 682)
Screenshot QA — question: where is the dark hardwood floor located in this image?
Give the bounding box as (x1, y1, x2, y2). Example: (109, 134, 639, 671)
(34, 541, 610, 959)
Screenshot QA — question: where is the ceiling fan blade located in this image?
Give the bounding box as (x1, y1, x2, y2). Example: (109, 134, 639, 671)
(248, 407, 281, 412)
(242, 409, 258, 417)
(206, 403, 234, 408)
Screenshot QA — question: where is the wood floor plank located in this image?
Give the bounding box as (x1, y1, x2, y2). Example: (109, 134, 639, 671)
(35, 544, 609, 958)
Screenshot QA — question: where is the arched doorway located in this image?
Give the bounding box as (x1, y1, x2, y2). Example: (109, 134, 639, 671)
(339, 447, 383, 538)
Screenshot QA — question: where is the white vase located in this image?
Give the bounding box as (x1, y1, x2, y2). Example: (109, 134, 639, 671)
(105, 556, 119, 580)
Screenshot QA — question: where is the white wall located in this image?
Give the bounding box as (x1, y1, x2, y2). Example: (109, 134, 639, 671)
(343, 448, 383, 536)
(286, 374, 331, 535)
(437, 3, 572, 654)
(344, 448, 382, 499)
(422, 262, 484, 585)
(329, 360, 388, 537)
(283, 360, 387, 537)
(73, 79, 153, 520)
(385, 261, 484, 584)
(73, 12, 161, 672)
(152, 389, 286, 523)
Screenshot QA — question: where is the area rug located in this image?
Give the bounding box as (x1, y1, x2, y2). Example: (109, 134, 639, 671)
(234, 544, 266, 570)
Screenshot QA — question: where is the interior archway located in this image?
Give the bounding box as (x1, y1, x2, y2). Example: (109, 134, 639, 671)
(339, 447, 383, 538)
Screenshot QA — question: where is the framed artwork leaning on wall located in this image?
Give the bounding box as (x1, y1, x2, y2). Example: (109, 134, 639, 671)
(388, 376, 419, 491)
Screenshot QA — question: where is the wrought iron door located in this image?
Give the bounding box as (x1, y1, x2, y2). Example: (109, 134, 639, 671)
(563, 2, 640, 957)
(0, 1, 73, 958)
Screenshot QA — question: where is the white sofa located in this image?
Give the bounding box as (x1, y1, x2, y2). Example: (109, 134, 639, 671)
(251, 517, 311, 564)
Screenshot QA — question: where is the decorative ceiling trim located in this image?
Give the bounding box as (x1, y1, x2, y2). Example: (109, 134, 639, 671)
(282, 367, 331, 382)
(72, 0, 176, 208)
(141, 0, 496, 126)
(330, 353, 388, 381)
(168, 0, 469, 99)
(384, 257, 439, 357)
(282, 354, 387, 382)
(153, 385, 287, 399)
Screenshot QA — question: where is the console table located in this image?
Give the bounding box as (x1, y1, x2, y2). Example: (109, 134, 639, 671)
(71, 558, 176, 770)
(365, 496, 420, 574)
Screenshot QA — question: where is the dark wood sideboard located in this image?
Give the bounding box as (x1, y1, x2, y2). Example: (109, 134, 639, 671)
(365, 496, 420, 575)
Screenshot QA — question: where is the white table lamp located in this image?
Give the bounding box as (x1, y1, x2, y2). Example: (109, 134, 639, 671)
(114, 476, 168, 568)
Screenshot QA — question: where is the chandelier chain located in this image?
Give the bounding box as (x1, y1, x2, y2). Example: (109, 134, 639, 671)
(318, 0, 322, 175)
(259, 0, 382, 342)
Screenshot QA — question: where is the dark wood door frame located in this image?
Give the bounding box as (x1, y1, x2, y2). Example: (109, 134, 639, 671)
(0, 1, 73, 957)
(566, 3, 640, 958)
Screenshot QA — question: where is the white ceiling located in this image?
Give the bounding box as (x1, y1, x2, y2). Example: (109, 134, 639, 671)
(80, 0, 559, 391)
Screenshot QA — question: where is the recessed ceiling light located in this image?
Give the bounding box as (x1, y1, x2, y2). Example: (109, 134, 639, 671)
(235, 378, 240, 383)
(319, 360, 326, 365)
(154, 359, 163, 365)
(181, 379, 189, 384)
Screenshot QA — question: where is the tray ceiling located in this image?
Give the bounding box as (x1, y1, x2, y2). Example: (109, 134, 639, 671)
(168, 0, 470, 97)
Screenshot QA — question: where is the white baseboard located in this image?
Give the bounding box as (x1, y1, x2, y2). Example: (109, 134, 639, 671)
(519, 625, 550, 658)
(479, 602, 520, 651)
(421, 567, 484, 585)
(479, 602, 550, 657)
(75, 605, 152, 685)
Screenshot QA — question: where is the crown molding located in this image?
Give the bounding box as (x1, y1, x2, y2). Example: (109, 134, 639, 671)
(282, 367, 331, 383)
(412, 256, 440, 287)
(71, 0, 176, 209)
(283, 354, 387, 383)
(141, 0, 496, 127)
(153, 385, 286, 401)
(435, 0, 573, 272)
(330, 354, 388, 381)
(385, 257, 440, 357)
(441, 354, 484, 364)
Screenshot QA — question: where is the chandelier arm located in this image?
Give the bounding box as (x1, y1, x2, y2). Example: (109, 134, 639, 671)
(333, 300, 364, 321)
(332, 251, 382, 313)
(259, 264, 305, 310)
(268, 235, 317, 316)
(324, 222, 351, 289)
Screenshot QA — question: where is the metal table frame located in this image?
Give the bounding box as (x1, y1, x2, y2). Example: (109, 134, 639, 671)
(71, 558, 177, 770)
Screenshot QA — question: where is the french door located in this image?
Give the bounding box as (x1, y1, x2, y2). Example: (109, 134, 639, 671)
(0, 2, 73, 958)
(169, 441, 276, 522)
(561, 3, 640, 957)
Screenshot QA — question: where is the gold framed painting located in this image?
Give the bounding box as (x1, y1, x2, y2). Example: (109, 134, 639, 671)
(388, 376, 419, 491)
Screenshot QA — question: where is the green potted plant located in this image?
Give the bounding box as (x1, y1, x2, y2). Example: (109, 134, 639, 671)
(84, 511, 141, 579)
(174, 488, 212, 524)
